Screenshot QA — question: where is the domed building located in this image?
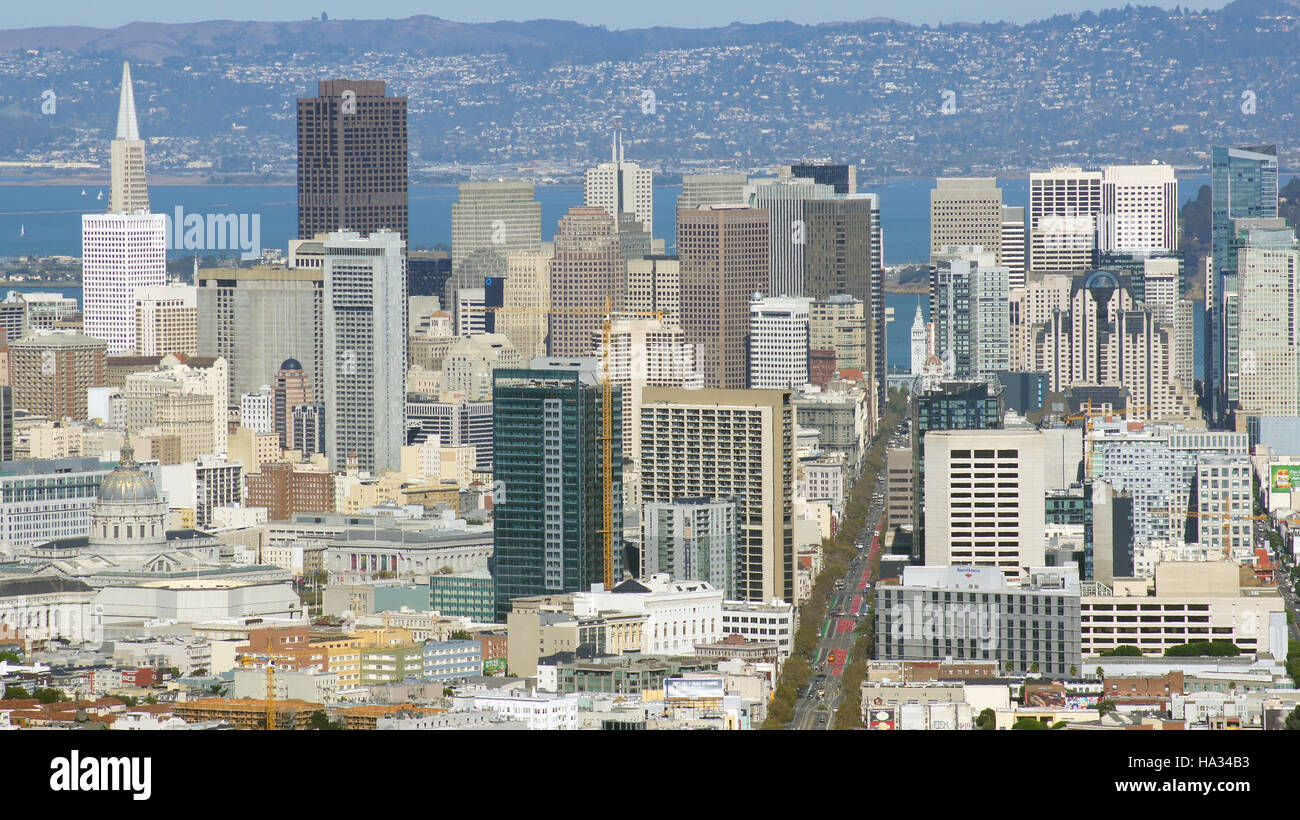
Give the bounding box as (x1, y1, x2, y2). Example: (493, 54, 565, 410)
(18, 437, 300, 627)
(86, 440, 170, 558)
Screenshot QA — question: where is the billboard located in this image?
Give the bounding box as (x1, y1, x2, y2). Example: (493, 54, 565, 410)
(482, 658, 507, 675)
(1270, 464, 1300, 493)
(664, 676, 725, 700)
(868, 708, 896, 730)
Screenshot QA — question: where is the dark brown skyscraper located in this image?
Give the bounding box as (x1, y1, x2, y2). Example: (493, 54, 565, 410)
(297, 80, 408, 242)
(678, 205, 770, 389)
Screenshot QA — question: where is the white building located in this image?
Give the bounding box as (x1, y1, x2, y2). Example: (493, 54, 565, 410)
(451, 690, 581, 730)
(1100, 164, 1178, 253)
(322, 230, 407, 472)
(571, 574, 724, 656)
(1029, 166, 1102, 273)
(749, 295, 811, 389)
(584, 128, 653, 237)
(240, 385, 274, 434)
(924, 428, 1047, 580)
(720, 599, 795, 657)
(909, 303, 928, 376)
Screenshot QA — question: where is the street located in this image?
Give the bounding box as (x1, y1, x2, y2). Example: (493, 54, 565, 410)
(791, 477, 889, 731)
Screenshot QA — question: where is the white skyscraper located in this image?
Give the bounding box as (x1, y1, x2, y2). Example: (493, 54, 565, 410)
(1100, 164, 1178, 254)
(749, 295, 811, 389)
(746, 177, 835, 297)
(83, 61, 165, 354)
(1029, 167, 1103, 273)
(910, 302, 928, 376)
(240, 386, 275, 434)
(584, 126, 653, 237)
(323, 230, 407, 472)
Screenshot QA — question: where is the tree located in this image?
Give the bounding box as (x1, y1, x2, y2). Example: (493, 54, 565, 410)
(975, 708, 996, 730)
(145, 695, 158, 705)
(0, 651, 20, 664)
(1011, 717, 1049, 730)
(34, 687, 67, 704)
(1101, 645, 1143, 657)
(449, 630, 473, 641)
(309, 710, 342, 730)
(1164, 640, 1240, 658)
(3, 685, 31, 700)
(1284, 706, 1300, 731)
(1097, 699, 1117, 717)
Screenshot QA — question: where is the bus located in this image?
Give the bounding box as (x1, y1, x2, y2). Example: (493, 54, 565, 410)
(827, 652, 837, 664)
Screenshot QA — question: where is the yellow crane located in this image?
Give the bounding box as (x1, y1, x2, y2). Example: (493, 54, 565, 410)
(236, 652, 296, 730)
(472, 300, 662, 590)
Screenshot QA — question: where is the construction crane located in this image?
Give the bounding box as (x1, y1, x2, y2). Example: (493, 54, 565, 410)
(1061, 402, 1152, 477)
(236, 652, 296, 730)
(1151, 506, 1268, 560)
(472, 299, 662, 590)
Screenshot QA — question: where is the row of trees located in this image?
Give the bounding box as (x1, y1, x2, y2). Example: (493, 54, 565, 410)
(758, 388, 907, 730)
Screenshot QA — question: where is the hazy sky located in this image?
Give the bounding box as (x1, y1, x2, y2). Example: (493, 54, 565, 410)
(8, 1, 1232, 30)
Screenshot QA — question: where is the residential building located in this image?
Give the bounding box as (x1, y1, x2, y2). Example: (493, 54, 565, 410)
(640, 387, 794, 603)
(7, 332, 106, 420)
(642, 498, 739, 598)
(133, 285, 197, 358)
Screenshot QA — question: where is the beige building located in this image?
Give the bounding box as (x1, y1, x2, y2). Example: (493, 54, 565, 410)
(678, 205, 770, 389)
(1081, 562, 1288, 658)
(809, 295, 869, 375)
(229, 426, 283, 475)
(930, 178, 1002, 265)
(640, 388, 794, 603)
(501, 249, 554, 361)
(117, 356, 228, 458)
(134, 285, 197, 358)
(626, 255, 682, 328)
(549, 206, 623, 357)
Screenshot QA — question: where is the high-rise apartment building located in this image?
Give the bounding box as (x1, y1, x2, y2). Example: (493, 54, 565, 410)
(929, 249, 1010, 382)
(240, 385, 275, 434)
(585, 128, 653, 237)
(297, 80, 408, 242)
(548, 207, 623, 357)
(678, 205, 770, 389)
(322, 230, 407, 473)
(643, 497, 739, 599)
(930, 178, 1002, 265)
(1100, 164, 1178, 254)
(196, 266, 323, 404)
(490, 361, 623, 618)
(749, 295, 811, 389)
(8, 332, 107, 420)
(133, 285, 197, 358)
(1140, 258, 1195, 393)
(292, 403, 326, 458)
(594, 317, 700, 466)
(1029, 167, 1103, 273)
(639, 387, 794, 603)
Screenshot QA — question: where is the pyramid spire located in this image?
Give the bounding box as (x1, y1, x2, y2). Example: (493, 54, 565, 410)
(116, 61, 141, 141)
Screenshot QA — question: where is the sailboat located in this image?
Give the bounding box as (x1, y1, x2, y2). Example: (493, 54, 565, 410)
(19, 224, 24, 237)
(81, 188, 86, 196)
(97, 190, 104, 201)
